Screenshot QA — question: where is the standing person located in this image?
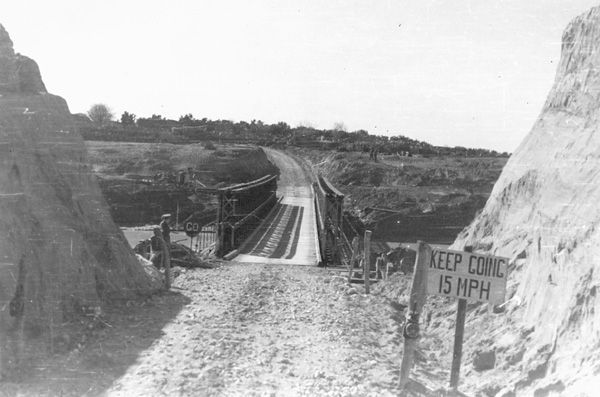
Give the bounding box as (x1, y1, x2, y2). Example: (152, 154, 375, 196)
(150, 227, 171, 289)
(150, 227, 164, 268)
(160, 214, 171, 244)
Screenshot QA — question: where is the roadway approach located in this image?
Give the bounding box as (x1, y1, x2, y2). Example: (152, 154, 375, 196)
(232, 148, 320, 266)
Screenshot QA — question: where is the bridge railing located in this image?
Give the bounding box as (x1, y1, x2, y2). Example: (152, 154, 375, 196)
(194, 221, 217, 254)
(207, 174, 278, 257)
(314, 175, 350, 266)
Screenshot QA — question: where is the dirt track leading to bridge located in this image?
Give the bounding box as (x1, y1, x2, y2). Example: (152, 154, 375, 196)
(101, 263, 406, 397)
(4, 262, 416, 396)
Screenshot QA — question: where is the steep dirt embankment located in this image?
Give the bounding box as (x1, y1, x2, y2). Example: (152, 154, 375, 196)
(0, 24, 158, 374)
(447, 7, 600, 396)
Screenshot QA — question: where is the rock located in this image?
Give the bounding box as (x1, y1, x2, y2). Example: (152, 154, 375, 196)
(505, 349, 525, 367)
(136, 254, 163, 292)
(472, 349, 496, 372)
(0, 26, 46, 93)
(532, 381, 566, 397)
(14, 54, 47, 93)
(170, 266, 183, 279)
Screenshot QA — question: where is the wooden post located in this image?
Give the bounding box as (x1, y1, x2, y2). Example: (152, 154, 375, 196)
(449, 245, 472, 392)
(399, 241, 431, 390)
(161, 240, 171, 290)
(216, 191, 224, 257)
(231, 226, 236, 249)
(348, 237, 359, 284)
(363, 230, 371, 294)
(449, 298, 467, 391)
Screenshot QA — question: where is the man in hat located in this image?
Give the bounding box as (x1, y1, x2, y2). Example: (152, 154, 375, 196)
(160, 214, 171, 244)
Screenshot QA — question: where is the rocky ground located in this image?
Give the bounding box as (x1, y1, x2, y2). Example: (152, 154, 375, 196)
(2, 262, 455, 397)
(285, 147, 506, 244)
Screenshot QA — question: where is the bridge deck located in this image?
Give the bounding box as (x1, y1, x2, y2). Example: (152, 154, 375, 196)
(233, 149, 319, 266)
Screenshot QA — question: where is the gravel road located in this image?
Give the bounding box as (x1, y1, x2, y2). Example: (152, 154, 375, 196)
(104, 264, 404, 397)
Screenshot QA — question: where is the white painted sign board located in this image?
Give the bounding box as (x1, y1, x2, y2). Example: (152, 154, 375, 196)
(427, 249, 508, 304)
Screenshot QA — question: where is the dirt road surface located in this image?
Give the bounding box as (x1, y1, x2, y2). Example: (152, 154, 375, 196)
(103, 264, 404, 396)
(2, 263, 416, 396)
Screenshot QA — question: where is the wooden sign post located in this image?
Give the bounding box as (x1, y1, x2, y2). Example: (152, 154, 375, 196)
(449, 246, 471, 392)
(449, 298, 467, 391)
(399, 241, 431, 390)
(427, 247, 508, 392)
(399, 243, 508, 393)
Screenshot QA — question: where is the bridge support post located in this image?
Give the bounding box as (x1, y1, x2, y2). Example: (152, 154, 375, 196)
(364, 230, 371, 294)
(347, 237, 359, 284)
(316, 175, 346, 267)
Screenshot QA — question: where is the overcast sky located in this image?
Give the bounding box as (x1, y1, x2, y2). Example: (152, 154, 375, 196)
(2, 1, 599, 152)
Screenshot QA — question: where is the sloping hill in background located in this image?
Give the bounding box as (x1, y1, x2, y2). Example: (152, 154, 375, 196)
(288, 147, 505, 244)
(449, 6, 600, 395)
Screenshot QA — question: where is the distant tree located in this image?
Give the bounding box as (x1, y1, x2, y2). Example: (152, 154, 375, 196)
(179, 113, 195, 125)
(269, 121, 291, 135)
(233, 121, 249, 135)
(120, 111, 136, 125)
(150, 114, 164, 120)
(353, 129, 369, 138)
(87, 103, 114, 126)
(333, 121, 347, 132)
(296, 120, 315, 129)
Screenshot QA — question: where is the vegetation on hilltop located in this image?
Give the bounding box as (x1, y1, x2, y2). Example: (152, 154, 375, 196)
(76, 110, 510, 158)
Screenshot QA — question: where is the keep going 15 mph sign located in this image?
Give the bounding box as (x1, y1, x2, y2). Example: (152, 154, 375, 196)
(427, 248, 508, 304)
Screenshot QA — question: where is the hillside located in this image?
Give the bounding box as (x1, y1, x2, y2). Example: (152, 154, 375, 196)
(377, 6, 600, 396)
(287, 147, 506, 244)
(0, 24, 159, 375)
(86, 142, 279, 226)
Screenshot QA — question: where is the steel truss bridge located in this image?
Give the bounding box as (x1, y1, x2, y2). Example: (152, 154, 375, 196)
(197, 171, 349, 267)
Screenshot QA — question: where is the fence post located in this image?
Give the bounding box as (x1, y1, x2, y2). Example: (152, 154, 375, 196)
(364, 230, 371, 294)
(348, 237, 359, 284)
(216, 191, 224, 257)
